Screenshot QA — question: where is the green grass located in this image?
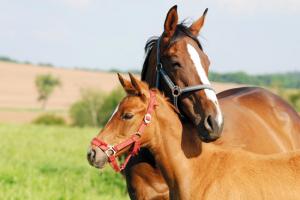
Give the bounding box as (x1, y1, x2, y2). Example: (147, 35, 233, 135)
(0, 123, 129, 200)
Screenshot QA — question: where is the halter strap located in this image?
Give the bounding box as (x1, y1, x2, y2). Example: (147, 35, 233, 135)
(91, 90, 158, 172)
(155, 36, 162, 88)
(155, 36, 215, 109)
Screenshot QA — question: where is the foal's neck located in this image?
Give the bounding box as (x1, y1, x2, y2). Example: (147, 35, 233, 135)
(147, 102, 211, 198)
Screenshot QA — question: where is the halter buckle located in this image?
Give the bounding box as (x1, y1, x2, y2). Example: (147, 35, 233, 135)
(172, 86, 181, 97)
(105, 145, 116, 157)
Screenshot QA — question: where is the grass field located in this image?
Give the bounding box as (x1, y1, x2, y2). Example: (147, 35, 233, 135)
(0, 123, 129, 200)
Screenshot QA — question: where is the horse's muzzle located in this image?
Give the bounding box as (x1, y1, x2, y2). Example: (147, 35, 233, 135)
(197, 115, 223, 142)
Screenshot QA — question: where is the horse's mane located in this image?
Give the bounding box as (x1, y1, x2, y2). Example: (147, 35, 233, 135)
(141, 23, 203, 81)
(141, 36, 158, 81)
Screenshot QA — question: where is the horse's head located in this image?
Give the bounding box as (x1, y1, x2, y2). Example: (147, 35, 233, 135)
(143, 5, 223, 142)
(87, 74, 166, 170)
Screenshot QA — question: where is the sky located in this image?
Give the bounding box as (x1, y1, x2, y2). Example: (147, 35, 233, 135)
(0, 0, 300, 74)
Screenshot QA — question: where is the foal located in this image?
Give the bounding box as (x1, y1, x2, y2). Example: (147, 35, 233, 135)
(89, 74, 300, 200)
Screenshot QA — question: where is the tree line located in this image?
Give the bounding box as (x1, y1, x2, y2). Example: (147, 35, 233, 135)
(209, 71, 300, 89)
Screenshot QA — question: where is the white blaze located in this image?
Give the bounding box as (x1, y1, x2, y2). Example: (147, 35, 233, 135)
(187, 44, 223, 127)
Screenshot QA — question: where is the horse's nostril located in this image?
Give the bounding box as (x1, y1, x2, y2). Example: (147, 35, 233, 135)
(204, 115, 214, 133)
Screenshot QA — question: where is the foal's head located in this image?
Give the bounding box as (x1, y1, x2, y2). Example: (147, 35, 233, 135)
(142, 5, 223, 142)
(87, 74, 172, 170)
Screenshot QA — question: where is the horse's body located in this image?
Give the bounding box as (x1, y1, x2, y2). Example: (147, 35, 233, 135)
(216, 87, 300, 153)
(89, 76, 300, 200)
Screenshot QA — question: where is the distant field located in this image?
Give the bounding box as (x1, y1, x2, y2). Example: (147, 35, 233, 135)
(0, 61, 244, 124)
(0, 61, 123, 109)
(0, 124, 129, 200)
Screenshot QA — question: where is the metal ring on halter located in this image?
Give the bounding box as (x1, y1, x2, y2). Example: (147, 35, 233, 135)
(172, 86, 181, 97)
(105, 145, 116, 157)
(144, 113, 152, 124)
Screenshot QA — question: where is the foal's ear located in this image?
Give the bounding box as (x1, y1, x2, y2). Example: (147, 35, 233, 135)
(163, 5, 178, 39)
(128, 73, 147, 101)
(118, 73, 135, 94)
(189, 8, 208, 36)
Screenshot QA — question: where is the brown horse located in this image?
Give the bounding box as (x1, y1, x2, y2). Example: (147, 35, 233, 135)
(122, 5, 300, 200)
(89, 75, 300, 200)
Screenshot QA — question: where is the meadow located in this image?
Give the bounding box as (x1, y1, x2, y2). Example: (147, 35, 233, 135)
(0, 123, 129, 200)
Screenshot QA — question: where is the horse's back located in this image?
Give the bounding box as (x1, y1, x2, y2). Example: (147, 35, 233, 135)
(216, 87, 300, 153)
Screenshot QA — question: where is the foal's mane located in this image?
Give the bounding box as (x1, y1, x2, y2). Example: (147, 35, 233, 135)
(151, 88, 180, 114)
(141, 23, 203, 81)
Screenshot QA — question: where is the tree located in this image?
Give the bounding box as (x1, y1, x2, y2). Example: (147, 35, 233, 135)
(69, 89, 105, 127)
(98, 87, 125, 125)
(35, 74, 61, 109)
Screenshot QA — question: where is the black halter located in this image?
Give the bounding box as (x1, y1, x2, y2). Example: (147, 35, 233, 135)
(155, 36, 215, 109)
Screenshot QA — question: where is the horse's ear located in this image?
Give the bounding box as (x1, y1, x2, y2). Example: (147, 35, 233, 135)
(118, 73, 136, 94)
(189, 8, 208, 36)
(128, 73, 147, 101)
(163, 5, 178, 39)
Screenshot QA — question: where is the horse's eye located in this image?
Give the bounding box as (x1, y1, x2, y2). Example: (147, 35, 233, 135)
(122, 113, 134, 120)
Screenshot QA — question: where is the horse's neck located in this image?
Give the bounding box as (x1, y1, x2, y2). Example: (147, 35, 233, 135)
(148, 104, 219, 198)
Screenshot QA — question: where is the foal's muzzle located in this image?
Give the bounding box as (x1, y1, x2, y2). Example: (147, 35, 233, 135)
(87, 147, 107, 169)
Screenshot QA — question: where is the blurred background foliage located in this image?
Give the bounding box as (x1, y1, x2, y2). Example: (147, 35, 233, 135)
(35, 74, 61, 110)
(33, 113, 66, 126)
(209, 71, 300, 89)
(69, 87, 125, 127)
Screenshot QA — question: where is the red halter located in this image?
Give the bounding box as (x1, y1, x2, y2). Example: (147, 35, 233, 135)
(91, 90, 158, 172)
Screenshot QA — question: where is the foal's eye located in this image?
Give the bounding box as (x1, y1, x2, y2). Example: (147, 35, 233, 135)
(122, 113, 134, 120)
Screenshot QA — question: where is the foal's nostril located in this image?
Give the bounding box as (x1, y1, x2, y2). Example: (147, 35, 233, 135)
(87, 147, 108, 169)
(87, 149, 96, 163)
(204, 115, 214, 133)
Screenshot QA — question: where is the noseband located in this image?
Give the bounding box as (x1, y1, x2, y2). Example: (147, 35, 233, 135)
(155, 36, 215, 109)
(91, 90, 158, 172)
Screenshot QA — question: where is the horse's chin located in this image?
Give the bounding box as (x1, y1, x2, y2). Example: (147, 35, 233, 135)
(198, 134, 219, 143)
(196, 127, 221, 143)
